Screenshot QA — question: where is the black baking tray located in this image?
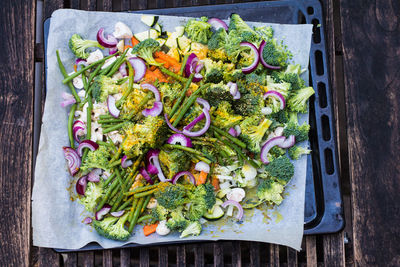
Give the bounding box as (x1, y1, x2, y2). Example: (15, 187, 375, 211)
(41, 0, 344, 252)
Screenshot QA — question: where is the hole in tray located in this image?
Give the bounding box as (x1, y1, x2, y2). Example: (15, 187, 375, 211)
(318, 82, 328, 108)
(298, 10, 306, 24)
(321, 115, 331, 141)
(307, 6, 314, 15)
(315, 50, 324, 76)
(324, 148, 334, 175)
(312, 19, 321, 44)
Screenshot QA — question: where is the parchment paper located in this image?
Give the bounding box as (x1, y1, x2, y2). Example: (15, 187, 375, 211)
(33, 9, 313, 250)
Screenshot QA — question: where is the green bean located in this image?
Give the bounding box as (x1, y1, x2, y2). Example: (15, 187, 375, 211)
(62, 54, 116, 84)
(117, 76, 129, 85)
(159, 65, 188, 83)
(67, 104, 77, 148)
(117, 197, 133, 211)
(169, 73, 194, 118)
(81, 70, 88, 90)
(103, 122, 127, 134)
(103, 173, 116, 187)
(137, 214, 153, 223)
(97, 141, 112, 147)
(126, 92, 153, 120)
(129, 197, 145, 232)
(126, 183, 159, 195)
(100, 114, 115, 120)
(106, 50, 128, 77)
(133, 188, 157, 198)
(97, 174, 120, 211)
(179, 54, 189, 76)
(116, 62, 134, 108)
(115, 168, 126, 191)
(163, 144, 212, 164)
(172, 83, 210, 127)
(107, 137, 118, 152)
(141, 195, 152, 213)
(128, 198, 139, 222)
(56, 50, 80, 102)
(98, 118, 124, 124)
(81, 95, 93, 162)
(210, 125, 247, 149)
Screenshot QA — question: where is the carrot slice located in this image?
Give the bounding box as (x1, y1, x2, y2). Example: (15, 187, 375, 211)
(73, 65, 77, 72)
(154, 51, 181, 73)
(143, 223, 158, 236)
(211, 176, 220, 190)
(131, 36, 140, 47)
(196, 171, 208, 185)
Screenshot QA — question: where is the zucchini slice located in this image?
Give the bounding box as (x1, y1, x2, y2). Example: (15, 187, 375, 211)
(134, 29, 159, 41)
(154, 23, 163, 33)
(141, 15, 159, 27)
(203, 205, 224, 221)
(175, 26, 185, 37)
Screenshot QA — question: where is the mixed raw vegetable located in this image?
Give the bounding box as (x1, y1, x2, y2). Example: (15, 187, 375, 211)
(59, 14, 314, 241)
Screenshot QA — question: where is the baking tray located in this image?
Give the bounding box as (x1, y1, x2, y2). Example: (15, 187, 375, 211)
(40, 0, 344, 252)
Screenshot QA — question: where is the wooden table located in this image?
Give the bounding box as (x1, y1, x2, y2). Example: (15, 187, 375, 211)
(1, 0, 399, 266)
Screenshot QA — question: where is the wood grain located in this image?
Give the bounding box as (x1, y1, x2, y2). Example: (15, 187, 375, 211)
(305, 236, 317, 267)
(158, 246, 168, 267)
(231, 242, 241, 267)
(269, 244, 279, 267)
(323, 233, 345, 267)
(103, 250, 113, 267)
(0, 1, 35, 266)
(120, 248, 131, 267)
(64, 253, 78, 267)
(176, 245, 186, 267)
(340, 0, 400, 265)
(194, 244, 204, 267)
(213, 242, 224, 267)
(140, 247, 149, 267)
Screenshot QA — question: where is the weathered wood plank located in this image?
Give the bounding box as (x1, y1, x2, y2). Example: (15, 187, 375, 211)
(339, 0, 400, 266)
(64, 253, 78, 267)
(287, 247, 298, 267)
(131, 0, 147, 10)
(120, 248, 131, 267)
(305, 236, 317, 267)
(44, 0, 63, 17)
(140, 247, 149, 267)
(176, 245, 186, 267)
(194, 244, 204, 267)
(231, 242, 241, 267)
(0, 1, 35, 266)
(269, 244, 279, 267)
(323, 233, 345, 267)
(37, 248, 60, 267)
(249, 242, 260, 267)
(82, 251, 94, 267)
(103, 249, 113, 267)
(213, 242, 224, 267)
(158, 246, 168, 267)
(103, 0, 113, 11)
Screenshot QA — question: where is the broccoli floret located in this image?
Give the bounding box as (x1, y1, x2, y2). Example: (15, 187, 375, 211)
(78, 181, 104, 212)
(257, 178, 284, 205)
(180, 221, 202, 238)
(151, 205, 169, 221)
(212, 101, 243, 129)
(81, 145, 111, 172)
(240, 116, 272, 153)
(185, 18, 212, 44)
(264, 156, 294, 185)
(267, 110, 289, 124)
(233, 93, 264, 116)
(68, 34, 103, 59)
(245, 72, 267, 85)
(271, 64, 305, 92)
(158, 82, 183, 113)
(203, 82, 232, 106)
(131, 38, 161, 66)
(223, 69, 245, 83)
(283, 120, 310, 143)
(93, 213, 131, 241)
(92, 75, 121, 103)
(207, 28, 229, 61)
(187, 184, 216, 221)
(228, 14, 260, 44)
(287, 87, 315, 113)
(159, 149, 190, 180)
(202, 58, 224, 83)
(288, 145, 311, 160)
(155, 183, 187, 210)
(122, 116, 168, 158)
(253, 26, 274, 41)
(166, 207, 189, 231)
(261, 39, 291, 68)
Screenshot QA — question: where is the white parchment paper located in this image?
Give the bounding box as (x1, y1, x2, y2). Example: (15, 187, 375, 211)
(33, 9, 313, 250)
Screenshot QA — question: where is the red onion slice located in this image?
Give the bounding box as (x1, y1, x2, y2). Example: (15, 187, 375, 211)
(182, 98, 211, 137)
(167, 133, 193, 147)
(239, 42, 260, 74)
(260, 135, 296, 164)
(97, 28, 118, 48)
(208, 18, 228, 31)
(172, 171, 196, 185)
(228, 82, 238, 97)
(141, 83, 161, 101)
(121, 155, 133, 168)
(228, 127, 238, 137)
(87, 168, 102, 182)
(110, 210, 125, 217)
(75, 58, 87, 66)
(128, 57, 147, 82)
(234, 125, 241, 136)
(83, 217, 93, 224)
(195, 161, 210, 173)
(73, 126, 85, 143)
(77, 140, 99, 157)
(164, 113, 183, 133)
(194, 62, 204, 73)
(61, 98, 76, 108)
(259, 40, 282, 70)
(146, 149, 160, 175)
(107, 95, 120, 118)
(221, 200, 244, 220)
(263, 91, 285, 110)
(233, 91, 241, 100)
(73, 120, 85, 128)
(76, 175, 88, 196)
(142, 101, 163, 117)
(185, 53, 203, 82)
(109, 46, 118, 55)
(95, 204, 112, 220)
(63, 146, 81, 176)
(119, 62, 127, 77)
(146, 149, 168, 181)
(140, 167, 154, 185)
(183, 113, 205, 131)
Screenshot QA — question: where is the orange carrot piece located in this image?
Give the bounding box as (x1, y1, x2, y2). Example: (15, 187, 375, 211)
(197, 171, 208, 185)
(131, 36, 140, 46)
(154, 51, 181, 72)
(211, 176, 220, 190)
(124, 45, 132, 51)
(73, 65, 77, 72)
(143, 223, 158, 236)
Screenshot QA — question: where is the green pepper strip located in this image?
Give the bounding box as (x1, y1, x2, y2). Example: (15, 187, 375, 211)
(56, 50, 81, 103)
(210, 125, 247, 149)
(62, 54, 116, 84)
(169, 73, 194, 118)
(67, 104, 77, 148)
(159, 65, 188, 83)
(129, 197, 145, 232)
